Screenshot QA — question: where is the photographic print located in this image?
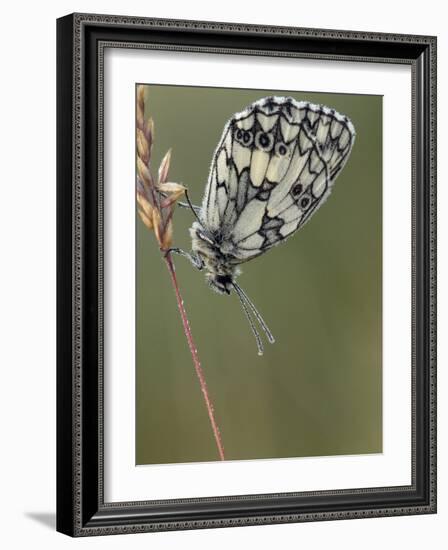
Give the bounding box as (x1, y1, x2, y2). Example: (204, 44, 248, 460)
(136, 84, 382, 466)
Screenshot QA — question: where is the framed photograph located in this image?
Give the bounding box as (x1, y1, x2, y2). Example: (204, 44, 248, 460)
(57, 13, 437, 536)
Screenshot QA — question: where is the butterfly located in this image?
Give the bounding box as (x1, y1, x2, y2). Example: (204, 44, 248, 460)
(170, 96, 356, 355)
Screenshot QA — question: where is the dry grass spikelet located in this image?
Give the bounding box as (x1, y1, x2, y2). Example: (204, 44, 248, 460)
(136, 84, 185, 250)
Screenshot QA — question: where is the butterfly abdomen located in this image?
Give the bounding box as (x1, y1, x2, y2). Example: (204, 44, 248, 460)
(190, 221, 241, 294)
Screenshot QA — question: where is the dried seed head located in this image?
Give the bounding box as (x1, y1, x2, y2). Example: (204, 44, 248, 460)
(161, 218, 174, 250)
(160, 219, 173, 250)
(137, 156, 153, 188)
(137, 207, 153, 230)
(158, 149, 172, 184)
(137, 128, 150, 165)
(144, 117, 154, 151)
(136, 86, 184, 252)
(160, 182, 187, 208)
(152, 208, 163, 246)
(136, 85, 146, 131)
(137, 192, 154, 219)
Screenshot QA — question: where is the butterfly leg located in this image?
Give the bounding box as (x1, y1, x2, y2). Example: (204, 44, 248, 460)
(178, 201, 201, 213)
(165, 248, 204, 271)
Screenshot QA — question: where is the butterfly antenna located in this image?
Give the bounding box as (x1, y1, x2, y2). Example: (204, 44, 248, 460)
(233, 283, 264, 356)
(233, 282, 275, 345)
(183, 189, 203, 225)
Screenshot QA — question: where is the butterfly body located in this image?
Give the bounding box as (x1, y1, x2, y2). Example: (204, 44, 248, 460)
(189, 221, 241, 294)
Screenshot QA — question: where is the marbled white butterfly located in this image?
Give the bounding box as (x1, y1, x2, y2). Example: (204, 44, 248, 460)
(170, 96, 356, 354)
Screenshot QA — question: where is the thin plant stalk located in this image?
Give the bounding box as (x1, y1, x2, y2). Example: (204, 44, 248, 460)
(164, 253, 225, 461)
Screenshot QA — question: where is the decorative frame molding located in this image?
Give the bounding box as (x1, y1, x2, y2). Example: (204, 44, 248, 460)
(57, 13, 437, 536)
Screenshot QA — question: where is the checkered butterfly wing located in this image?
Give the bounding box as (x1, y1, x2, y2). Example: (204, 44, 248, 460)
(200, 96, 356, 263)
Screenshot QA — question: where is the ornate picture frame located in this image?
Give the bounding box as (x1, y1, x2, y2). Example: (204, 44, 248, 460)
(57, 13, 436, 536)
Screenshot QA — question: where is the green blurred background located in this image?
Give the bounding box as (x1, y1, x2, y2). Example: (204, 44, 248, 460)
(136, 85, 382, 465)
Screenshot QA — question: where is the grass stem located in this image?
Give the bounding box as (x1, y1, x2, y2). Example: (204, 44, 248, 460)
(163, 252, 226, 461)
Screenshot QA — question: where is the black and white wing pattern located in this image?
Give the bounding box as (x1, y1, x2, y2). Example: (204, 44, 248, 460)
(200, 96, 356, 263)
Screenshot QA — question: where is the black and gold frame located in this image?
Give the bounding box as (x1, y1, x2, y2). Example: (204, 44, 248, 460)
(57, 13, 436, 537)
